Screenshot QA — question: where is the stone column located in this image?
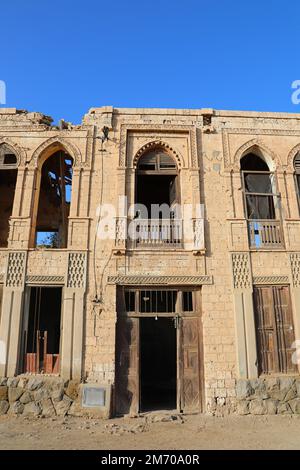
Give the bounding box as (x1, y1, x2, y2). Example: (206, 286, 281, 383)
(231, 252, 258, 379)
(61, 251, 87, 380)
(0, 251, 27, 377)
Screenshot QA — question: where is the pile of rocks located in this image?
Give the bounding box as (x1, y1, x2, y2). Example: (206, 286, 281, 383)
(0, 376, 80, 417)
(236, 377, 300, 415)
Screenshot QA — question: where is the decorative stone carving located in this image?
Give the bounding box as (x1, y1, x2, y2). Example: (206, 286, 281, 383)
(232, 253, 252, 289)
(287, 143, 300, 171)
(119, 123, 197, 168)
(193, 218, 205, 251)
(30, 136, 82, 168)
(107, 275, 213, 285)
(115, 217, 127, 247)
(253, 276, 289, 285)
(26, 275, 64, 285)
(0, 138, 26, 167)
(290, 253, 300, 287)
(222, 130, 286, 170)
(133, 140, 182, 169)
(67, 252, 87, 289)
(5, 251, 27, 288)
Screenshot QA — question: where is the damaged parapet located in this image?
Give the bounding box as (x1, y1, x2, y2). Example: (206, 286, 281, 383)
(82, 105, 113, 129)
(0, 108, 53, 127)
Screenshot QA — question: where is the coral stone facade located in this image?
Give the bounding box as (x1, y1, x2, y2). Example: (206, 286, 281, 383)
(1, 106, 300, 416)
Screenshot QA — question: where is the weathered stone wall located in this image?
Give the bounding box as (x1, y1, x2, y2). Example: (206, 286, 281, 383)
(0, 376, 79, 417)
(236, 378, 300, 415)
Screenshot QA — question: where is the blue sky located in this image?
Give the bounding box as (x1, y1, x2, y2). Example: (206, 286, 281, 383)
(1, 0, 300, 123)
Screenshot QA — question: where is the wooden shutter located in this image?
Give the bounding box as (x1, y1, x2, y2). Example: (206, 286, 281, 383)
(273, 286, 296, 373)
(179, 317, 202, 412)
(254, 286, 296, 374)
(254, 286, 278, 374)
(115, 316, 139, 415)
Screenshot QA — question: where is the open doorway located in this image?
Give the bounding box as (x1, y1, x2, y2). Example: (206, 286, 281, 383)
(139, 317, 177, 412)
(23, 287, 62, 374)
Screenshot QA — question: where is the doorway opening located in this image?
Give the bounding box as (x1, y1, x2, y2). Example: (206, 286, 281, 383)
(140, 317, 177, 412)
(23, 286, 62, 374)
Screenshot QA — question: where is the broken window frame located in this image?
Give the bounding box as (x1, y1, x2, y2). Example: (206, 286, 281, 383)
(0, 147, 18, 248)
(137, 151, 178, 174)
(33, 150, 73, 249)
(241, 170, 279, 221)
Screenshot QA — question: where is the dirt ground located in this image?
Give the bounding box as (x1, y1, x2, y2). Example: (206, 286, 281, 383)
(0, 412, 300, 450)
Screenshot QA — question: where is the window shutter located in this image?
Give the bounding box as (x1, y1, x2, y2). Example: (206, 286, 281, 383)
(294, 153, 300, 173)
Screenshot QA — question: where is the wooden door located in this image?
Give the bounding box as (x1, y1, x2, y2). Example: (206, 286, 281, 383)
(273, 286, 297, 373)
(254, 285, 296, 374)
(254, 286, 278, 374)
(179, 317, 202, 412)
(115, 317, 139, 415)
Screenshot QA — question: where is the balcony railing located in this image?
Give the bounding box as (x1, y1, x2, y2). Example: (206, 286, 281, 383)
(131, 218, 183, 248)
(248, 220, 284, 249)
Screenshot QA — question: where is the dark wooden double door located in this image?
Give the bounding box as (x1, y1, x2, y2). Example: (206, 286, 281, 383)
(115, 315, 203, 415)
(253, 285, 297, 375)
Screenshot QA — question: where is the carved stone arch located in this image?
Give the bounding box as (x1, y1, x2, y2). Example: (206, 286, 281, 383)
(286, 143, 300, 172)
(0, 137, 26, 166)
(30, 136, 82, 168)
(133, 140, 183, 169)
(233, 138, 280, 172)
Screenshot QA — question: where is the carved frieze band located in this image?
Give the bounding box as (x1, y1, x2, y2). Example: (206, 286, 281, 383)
(119, 123, 198, 168)
(67, 252, 87, 289)
(5, 251, 27, 288)
(107, 275, 213, 285)
(290, 253, 300, 287)
(26, 275, 65, 285)
(253, 276, 289, 285)
(232, 252, 252, 289)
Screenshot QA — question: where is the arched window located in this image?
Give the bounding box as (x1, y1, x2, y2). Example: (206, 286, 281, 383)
(136, 149, 179, 216)
(294, 153, 300, 211)
(0, 144, 18, 247)
(34, 149, 73, 248)
(241, 152, 275, 220)
(134, 148, 181, 247)
(241, 152, 282, 248)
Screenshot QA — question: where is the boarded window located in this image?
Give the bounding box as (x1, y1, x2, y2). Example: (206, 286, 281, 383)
(253, 285, 296, 375)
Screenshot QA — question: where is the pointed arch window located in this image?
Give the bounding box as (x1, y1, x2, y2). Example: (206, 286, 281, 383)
(33, 149, 73, 248)
(294, 153, 300, 212)
(133, 148, 182, 247)
(240, 152, 283, 248)
(0, 144, 18, 247)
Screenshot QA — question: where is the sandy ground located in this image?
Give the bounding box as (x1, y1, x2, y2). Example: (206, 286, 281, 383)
(0, 412, 300, 450)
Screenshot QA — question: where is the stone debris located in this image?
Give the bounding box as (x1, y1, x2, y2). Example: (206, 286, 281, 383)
(103, 422, 149, 435)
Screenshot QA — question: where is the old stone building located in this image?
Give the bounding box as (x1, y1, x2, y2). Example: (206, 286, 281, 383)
(0, 105, 300, 417)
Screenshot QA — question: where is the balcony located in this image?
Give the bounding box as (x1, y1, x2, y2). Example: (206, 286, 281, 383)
(114, 217, 205, 252)
(131, 218, 183, 248)
(248, 220, 284, 249)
